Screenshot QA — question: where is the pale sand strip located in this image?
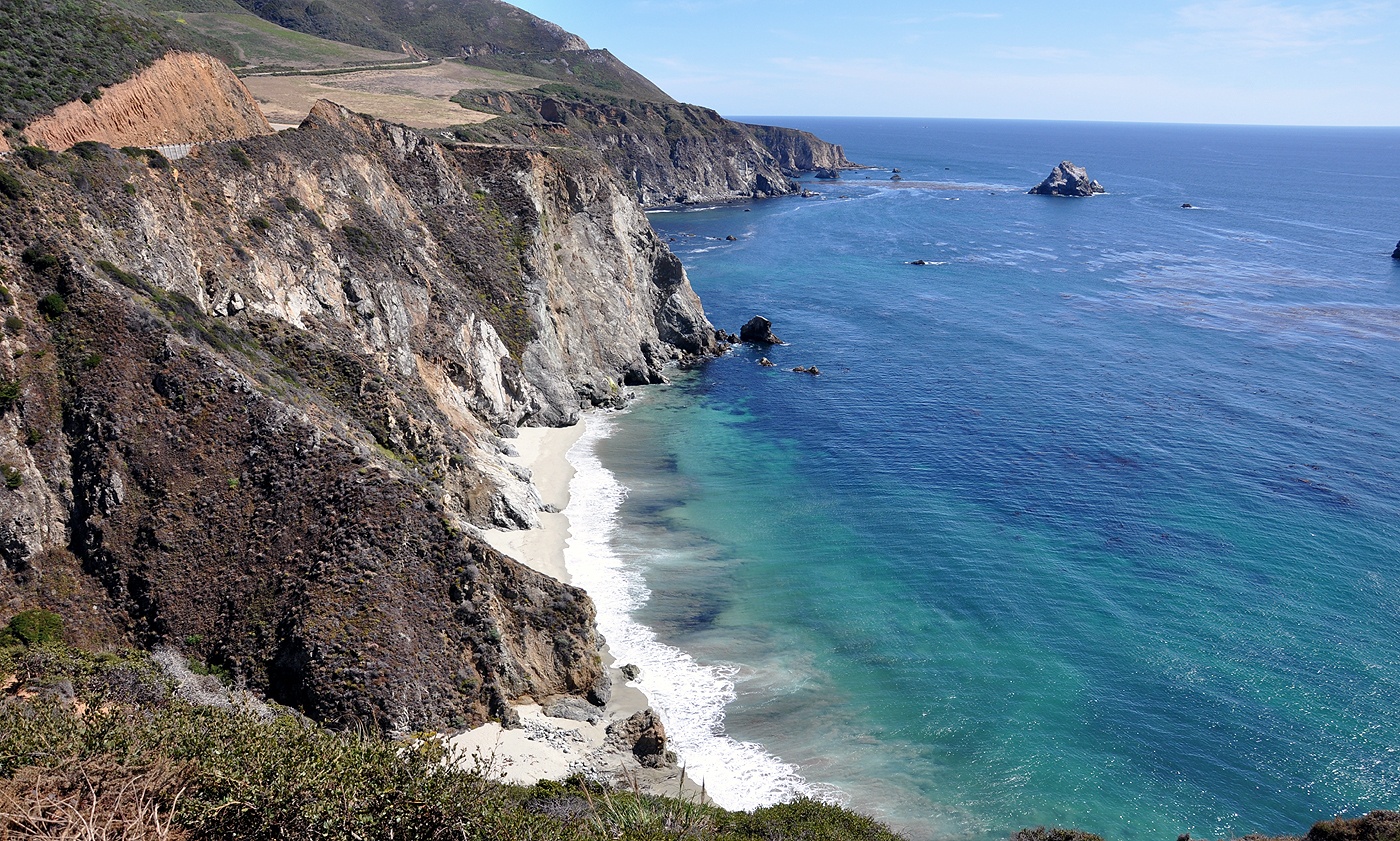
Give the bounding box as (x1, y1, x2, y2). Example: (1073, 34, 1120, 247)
(456, 420, 703, 799)
(479, 423, 584, 583)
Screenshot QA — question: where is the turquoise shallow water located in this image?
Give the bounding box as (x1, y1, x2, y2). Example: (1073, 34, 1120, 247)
(576, 119, 1400, 841)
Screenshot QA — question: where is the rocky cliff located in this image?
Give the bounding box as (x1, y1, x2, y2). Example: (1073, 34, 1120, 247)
(0, 97, 717, 733)
(24, 52, 273, 152)
(744, 123, 856, 175)
(456, 89, 857, 206)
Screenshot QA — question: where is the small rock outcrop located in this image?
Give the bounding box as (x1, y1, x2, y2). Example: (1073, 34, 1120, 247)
(739, 316, 783, 345)
(792, 366, 820, 376)
(1392, 241, 1400, 259)
(758, 357, 775, 367)
(543, 696, 604, 724)
(25, 52, 273, 151)
(1029, 161, 1105, 197)
(606, 708, 674, 768)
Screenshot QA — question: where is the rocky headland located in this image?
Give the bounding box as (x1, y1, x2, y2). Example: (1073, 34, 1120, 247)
(0, 73, 719, 734)
(1029, 160, 1106, 197)
(455, 89, 859, 206)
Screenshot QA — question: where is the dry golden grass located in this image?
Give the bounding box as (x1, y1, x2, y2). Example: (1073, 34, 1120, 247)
(244, 60, 544, 129)
(0, 759, 189, 841)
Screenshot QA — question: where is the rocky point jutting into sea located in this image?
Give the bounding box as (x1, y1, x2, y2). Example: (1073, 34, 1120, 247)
(0, 48, 735, 733)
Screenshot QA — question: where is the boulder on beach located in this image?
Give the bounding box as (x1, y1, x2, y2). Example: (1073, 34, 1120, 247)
(739, 315, 783, 345)
(607, 708, 675, 768)
(1029, 161, 1106, 197)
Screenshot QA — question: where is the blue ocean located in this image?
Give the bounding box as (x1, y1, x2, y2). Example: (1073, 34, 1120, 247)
(565, 119, 1400, 841)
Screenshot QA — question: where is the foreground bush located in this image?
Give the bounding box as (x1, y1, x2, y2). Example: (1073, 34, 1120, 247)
(0, 640, 909, 841)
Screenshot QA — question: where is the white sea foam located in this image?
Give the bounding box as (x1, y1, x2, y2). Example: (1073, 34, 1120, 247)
(564, 412, 817, 811)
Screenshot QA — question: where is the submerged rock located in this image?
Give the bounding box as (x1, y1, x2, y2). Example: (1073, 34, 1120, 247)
(739, 315, 783, 345)
(1029, 161, 1106, 197)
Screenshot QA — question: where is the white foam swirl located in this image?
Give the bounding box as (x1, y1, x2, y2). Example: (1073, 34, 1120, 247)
(564, 411, 815, 810)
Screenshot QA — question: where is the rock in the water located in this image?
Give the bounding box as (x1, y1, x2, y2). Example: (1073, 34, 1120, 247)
(1181, 203, 1194, 209)
(1392, 241, 1400, 259)
(607, 708, 674, 768)
(791, 366, 820, 375)
(1029, 161, 1106, 197)
(814, 167, 840, 180)
(758, 357, 776, 367)
(726, 235, 737, 241)
(739, 316, 783, 345)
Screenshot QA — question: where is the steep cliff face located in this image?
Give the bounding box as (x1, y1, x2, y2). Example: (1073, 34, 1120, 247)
(745, 123, 857, 174)
(24, 52, 273, 152)
(0, 98, 716, 732)
(457, 90, 856, 206)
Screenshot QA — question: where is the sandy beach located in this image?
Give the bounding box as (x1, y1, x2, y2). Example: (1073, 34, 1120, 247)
(451, 419, 701, 799)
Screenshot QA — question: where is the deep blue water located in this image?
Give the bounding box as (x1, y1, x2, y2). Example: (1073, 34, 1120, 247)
(582, 119, 1400, 841)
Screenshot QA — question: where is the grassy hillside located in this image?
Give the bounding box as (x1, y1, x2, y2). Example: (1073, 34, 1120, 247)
(159, 10, 411, 71)
(0, 0, 236, 125)
(461, 48, 673, 102)
(1, 626, 908, 841)
(231, 0, 585, 59)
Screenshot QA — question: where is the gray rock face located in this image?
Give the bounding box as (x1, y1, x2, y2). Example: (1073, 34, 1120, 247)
(1029, 161, 1106, 197)
(543, 696, 604, 724)
(739, 316, 783, 345)
(460, 92, 859, 206)
(606, 708, 674, 768)
(0, 100, 718, 734)
(745, 123, 858, 176)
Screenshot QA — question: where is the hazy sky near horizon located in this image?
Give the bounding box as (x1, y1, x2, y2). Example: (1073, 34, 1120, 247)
(519, 0, 1400, 125)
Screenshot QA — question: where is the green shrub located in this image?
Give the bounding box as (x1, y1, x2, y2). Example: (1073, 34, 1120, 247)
(247, 215, 271, 232)
(0, 463, 21, 490)
(4, 315, 21, 333)
(283, 196, 302, 212)
(122, 182, 137, 196)
(21, 246, 58, 272)
(0, 609, 61, 646)
(145, 150, 170, 169)
(0, 285, 11, 305)
(18, 145, 56, 169)
(95, 260, 143, 290)
(70, 140, 107, 161)
(342, 225, 378, 254)
(24, 427, 41, 446)
(38, 292, 66, 318)
(1011, 828, 1108, 841)
(0, 167, 23, 200)
(0, 377, 19, 411)
(229, 146, 252, 168)
(82, 352, 102, 369)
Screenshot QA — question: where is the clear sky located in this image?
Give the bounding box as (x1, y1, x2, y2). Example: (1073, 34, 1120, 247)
(517, 0, 1400, 126)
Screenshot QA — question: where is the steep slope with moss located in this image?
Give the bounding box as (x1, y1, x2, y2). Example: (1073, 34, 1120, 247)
(0, 99, 717, 732)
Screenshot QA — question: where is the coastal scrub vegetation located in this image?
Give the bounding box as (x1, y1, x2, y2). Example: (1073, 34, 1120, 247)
(1, 631, 910, 840)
